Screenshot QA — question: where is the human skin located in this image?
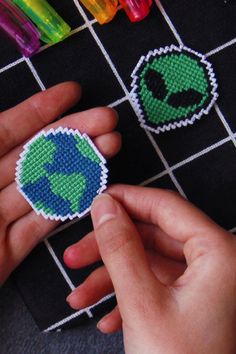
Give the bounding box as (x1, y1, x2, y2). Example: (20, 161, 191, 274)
(65, 185, 236, 354)
(0, 82, 121, 285)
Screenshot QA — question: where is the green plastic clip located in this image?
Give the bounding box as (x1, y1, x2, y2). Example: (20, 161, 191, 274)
(13, 0, 71, 43)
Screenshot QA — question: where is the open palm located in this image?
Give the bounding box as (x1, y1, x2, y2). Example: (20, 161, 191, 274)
(0, 82, 121, 285)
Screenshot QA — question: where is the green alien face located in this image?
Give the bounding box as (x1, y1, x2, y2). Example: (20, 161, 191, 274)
(131, 45, 218, 134)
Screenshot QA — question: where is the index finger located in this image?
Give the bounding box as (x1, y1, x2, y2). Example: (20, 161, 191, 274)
(0, 82, 81, 157)
(107, 184, 227, 244)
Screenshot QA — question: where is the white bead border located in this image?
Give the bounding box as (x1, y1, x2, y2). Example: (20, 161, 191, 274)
(130, 44, 219, 134)
(15, 127, 108, 221)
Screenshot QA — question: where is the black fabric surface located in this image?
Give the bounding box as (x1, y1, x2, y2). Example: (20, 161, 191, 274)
(0, 280, 124, 353)
(0, 0, 235, 336)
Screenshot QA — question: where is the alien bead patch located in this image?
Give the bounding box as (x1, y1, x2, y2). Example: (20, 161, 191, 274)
(130, 45, 219, 134)
(15, 127, 108, 221)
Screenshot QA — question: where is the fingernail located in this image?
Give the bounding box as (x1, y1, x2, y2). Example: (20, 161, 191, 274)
(66, 290, 81, 309)
(97, 315, 109, 333)
(66, 291, 76, 304)
(64, 245, 76, 258)
(66, 297, 81, 310)
(111, 108, 119, 120)
(91, 194, 117, 228)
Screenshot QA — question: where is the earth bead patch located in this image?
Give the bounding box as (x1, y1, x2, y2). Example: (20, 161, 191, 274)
(15, 127, 108, 221)
(130, 45, 219, 134)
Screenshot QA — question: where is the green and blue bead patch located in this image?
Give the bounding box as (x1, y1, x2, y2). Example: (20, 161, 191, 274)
(15, 127, 108, 221)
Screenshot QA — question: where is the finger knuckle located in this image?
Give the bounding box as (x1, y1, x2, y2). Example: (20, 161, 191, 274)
(24, 217, 43, 241)
(96, 106, 114, 117)
(94, 107, 117, 125)
(29, 94, 50, 126)
(0, 121, 14, 155)
(151, 189, 179, 214)
(0, 203, 8, 229)
(97, 223, 133, 257)
(162, 189, 183, 203)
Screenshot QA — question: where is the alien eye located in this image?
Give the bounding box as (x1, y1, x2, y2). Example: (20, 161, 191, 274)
(167, 89, 203, 108)
(144, 69, 168, 101)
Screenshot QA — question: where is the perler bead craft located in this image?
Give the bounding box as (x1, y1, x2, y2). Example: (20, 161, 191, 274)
(130, 45, 219, 134)
(15, 127, 108, 221)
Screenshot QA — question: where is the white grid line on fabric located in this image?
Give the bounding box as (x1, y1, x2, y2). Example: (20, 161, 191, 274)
(24, 58, 46, 90)
(230, 226, 236, 234)
(0, 57, 24, 74)
(37, 21, 96, 54)
(155, 0, 184, 46)
(72, 0, 133, 97)
(156, 0, 236, 60)
(156, 1, 236, 157)
(72, 0, 187, 198)
(144, 130, 187, 197)
(140, 170, 168, 186)
(205, 37, 236, 57)
(35, 32, 236, 65)
(44, 293, 115, 332)
(0, 18, 235, 76)
(214, 104, 236, 148)
(0, 0, 234, 329)
(108, 96, 129, 108)
(142, 135, 232, 186)
(44, 240, 75, 290)
(167, 135, 233, 172)
(0, 59, 20, 73)
(44, 240, 93, 319)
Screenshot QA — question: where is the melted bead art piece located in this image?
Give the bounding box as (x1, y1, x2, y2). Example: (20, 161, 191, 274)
(15, 127, 108, 221)
(130, 45, 219, 134)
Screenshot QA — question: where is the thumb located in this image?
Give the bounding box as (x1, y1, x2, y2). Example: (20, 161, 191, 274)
(91, 194, 168, 324)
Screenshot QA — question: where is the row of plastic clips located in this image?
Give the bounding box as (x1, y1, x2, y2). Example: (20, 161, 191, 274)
(0, 0, 153, 57)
